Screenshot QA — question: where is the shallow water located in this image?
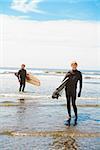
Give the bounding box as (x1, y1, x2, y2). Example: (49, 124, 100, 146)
(0, 74, 100, 149)
(0, 97, 100, 149)
(0, 73, 100, 97)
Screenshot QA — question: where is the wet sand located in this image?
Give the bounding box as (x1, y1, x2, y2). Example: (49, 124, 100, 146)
(0, 96, 100, 150)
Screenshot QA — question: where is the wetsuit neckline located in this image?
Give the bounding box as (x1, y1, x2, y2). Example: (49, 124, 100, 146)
(72, 69, 77, 72)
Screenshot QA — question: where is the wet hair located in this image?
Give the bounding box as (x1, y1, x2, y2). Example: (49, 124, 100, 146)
(71, 61, 78, 66)
(21, 64, 25, 67)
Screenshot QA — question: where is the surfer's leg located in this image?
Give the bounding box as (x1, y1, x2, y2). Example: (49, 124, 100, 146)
(65, 89, 71, 126)
(72, 96, 77, 125)
(65, 89, 71, 118)
(67, 96, 71, 118)
(19, 82, 22, 92)
(22, 82, 25, 92)
(65, 95, 71, 126)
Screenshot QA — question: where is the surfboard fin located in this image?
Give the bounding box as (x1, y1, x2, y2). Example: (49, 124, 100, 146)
(52, 90, 61, 99)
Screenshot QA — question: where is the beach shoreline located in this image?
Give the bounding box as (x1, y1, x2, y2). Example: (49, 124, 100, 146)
(0, 95, 100, 149)
(0, 69, 100, 149)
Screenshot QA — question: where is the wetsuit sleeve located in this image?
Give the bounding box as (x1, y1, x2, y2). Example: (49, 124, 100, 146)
(62, 72, 71, 81)
(17, 70, 21, 80)
(25, 70, 27, 78)
(78, 72, 82, 97)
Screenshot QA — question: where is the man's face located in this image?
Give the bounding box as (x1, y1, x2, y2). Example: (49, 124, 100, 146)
(71, 64, 77, 70)
(21, 65, 25, 69)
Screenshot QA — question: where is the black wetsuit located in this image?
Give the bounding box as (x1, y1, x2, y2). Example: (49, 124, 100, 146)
(18, 69, 27, 92)
(63, 70, 82, 122)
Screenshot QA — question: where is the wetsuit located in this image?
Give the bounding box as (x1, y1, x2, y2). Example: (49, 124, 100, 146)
(18, 69, 27, 92)
(63, 70, 82, 123)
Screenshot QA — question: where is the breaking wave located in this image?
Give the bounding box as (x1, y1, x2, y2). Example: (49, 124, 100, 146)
(0, 68, 100, 79)
(0, 93, 100, 100)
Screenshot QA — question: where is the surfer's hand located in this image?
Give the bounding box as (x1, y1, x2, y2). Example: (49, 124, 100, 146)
(78, 91, 81, 97)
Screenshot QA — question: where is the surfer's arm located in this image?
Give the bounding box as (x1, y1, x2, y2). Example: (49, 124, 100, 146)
(17, 70, 21, 81)
(78, 72, 82, 97)
(62, 72, 71, 82)
(25, 70, 27, 78)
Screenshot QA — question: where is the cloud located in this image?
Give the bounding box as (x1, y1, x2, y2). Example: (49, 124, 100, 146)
(11, 0, 45, 13)
(0, 14, 100, 69)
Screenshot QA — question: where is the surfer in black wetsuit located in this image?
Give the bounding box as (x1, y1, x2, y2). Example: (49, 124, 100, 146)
(63, 61, 82, 126)
(17, 64, 27, 92)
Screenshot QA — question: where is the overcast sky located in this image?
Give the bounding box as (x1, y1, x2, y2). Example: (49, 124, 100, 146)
(0, 0, 100, 70)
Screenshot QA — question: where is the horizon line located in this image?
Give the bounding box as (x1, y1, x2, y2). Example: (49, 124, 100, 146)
(0, 67, 100, 71)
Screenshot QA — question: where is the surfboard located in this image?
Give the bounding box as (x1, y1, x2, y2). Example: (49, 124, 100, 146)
(52, 77, 69, 99)
(26, 73, 40, 86)
(15, 72, 40, 86)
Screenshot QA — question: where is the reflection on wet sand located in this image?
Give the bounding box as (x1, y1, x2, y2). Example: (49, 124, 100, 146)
(19, 98, 25, 103)
(1, 130, 100, 150)
(0, 97, 100, 149)
(1, 130, 100, 137)
(51, 136, 77, 150)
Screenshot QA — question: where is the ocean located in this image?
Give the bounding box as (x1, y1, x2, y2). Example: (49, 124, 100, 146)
(0, 67, 100, 150)
(0, 67, 100, 98)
